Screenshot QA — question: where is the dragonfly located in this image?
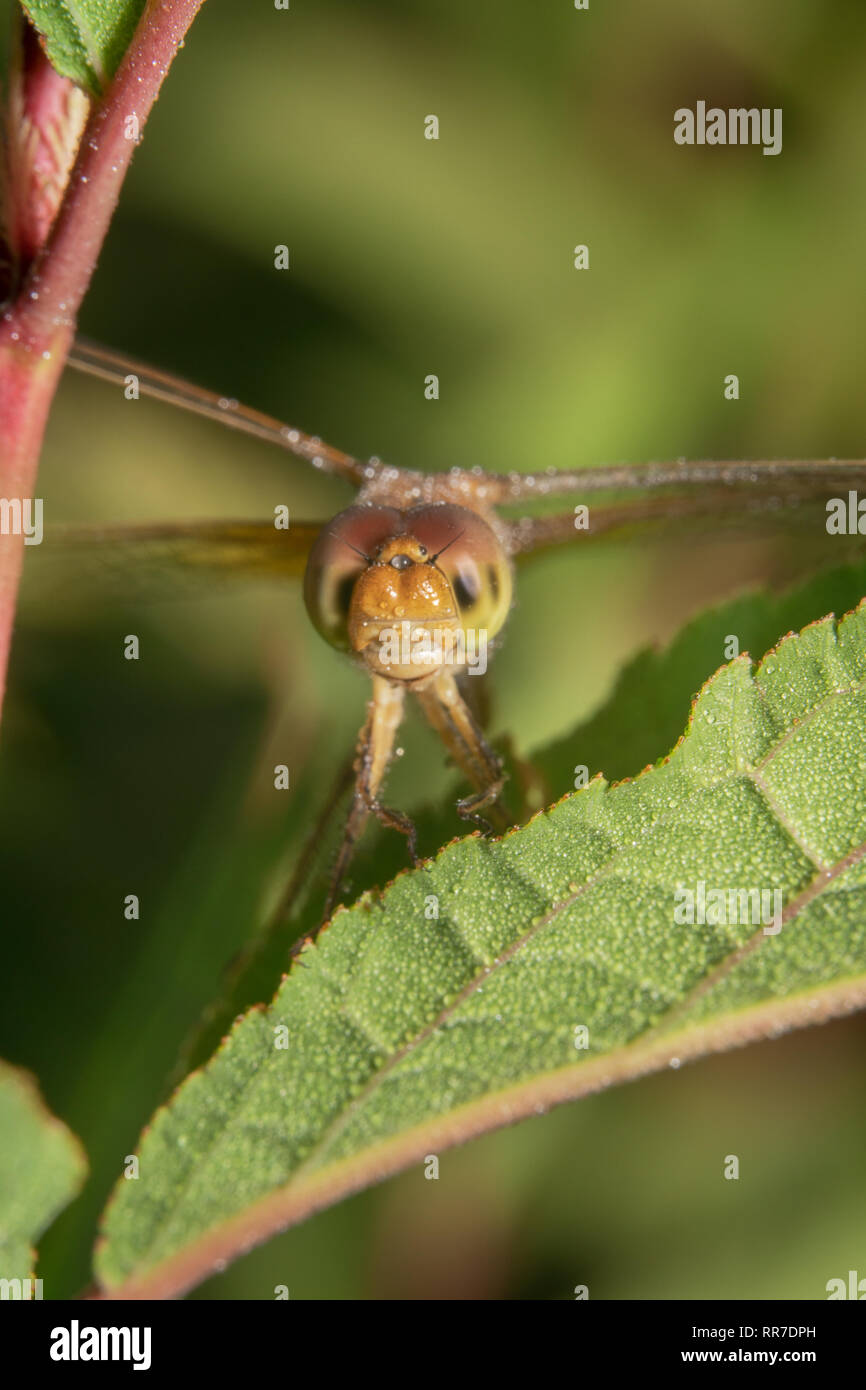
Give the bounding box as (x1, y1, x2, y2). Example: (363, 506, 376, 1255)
(56, 337, 866, 921)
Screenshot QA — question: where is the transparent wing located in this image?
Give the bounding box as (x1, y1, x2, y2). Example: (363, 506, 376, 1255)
(504, 468, 866, 557)
(22, 518, 322, 608)
(67, 338, 372, 486)
(489, 458, 866, 508)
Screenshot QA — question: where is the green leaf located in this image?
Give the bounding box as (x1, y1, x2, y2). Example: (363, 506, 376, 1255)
(95, 603, 866, 1298)
(22, 1, 147, 95)
(0, 1060, 87, 1292)
(533, 558, 866, 795)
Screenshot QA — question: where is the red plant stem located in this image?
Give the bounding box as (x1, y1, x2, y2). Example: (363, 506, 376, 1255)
(0, 0, 207, 707)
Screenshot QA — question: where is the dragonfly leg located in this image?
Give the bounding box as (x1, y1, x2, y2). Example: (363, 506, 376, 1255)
(415, 670, 510, 834)
(455, 781, 507, 831)
(355, 700, 419, 857)
(323, 676, 414, 920)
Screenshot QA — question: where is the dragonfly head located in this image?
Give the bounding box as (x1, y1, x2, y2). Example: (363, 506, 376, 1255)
(303, 502, 512, 683)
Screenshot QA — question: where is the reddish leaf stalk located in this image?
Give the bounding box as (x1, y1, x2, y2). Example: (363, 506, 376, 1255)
(0, 0, 206, 707)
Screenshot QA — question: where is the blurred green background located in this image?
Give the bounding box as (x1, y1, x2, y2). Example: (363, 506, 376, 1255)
(1, 0, 866, 1298)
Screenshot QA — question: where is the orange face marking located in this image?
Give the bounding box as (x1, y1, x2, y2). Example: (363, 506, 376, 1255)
(350, 536, 455, 625)
(348, 534, 461, 682)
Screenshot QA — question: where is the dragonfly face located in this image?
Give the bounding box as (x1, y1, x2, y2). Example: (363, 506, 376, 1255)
(303, 501, 513, 685)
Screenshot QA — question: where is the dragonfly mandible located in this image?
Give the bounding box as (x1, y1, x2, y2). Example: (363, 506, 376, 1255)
(60, 337, 866, 920)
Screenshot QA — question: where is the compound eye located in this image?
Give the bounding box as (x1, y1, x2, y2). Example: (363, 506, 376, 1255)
(404, 503, 513, 639)
(303, 505, 402, 649)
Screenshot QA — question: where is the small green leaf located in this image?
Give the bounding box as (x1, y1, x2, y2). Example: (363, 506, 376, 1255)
(22, 1, 148, 95)
(0, 1060, 87, 1292)
(95, 603, 866, 1298)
